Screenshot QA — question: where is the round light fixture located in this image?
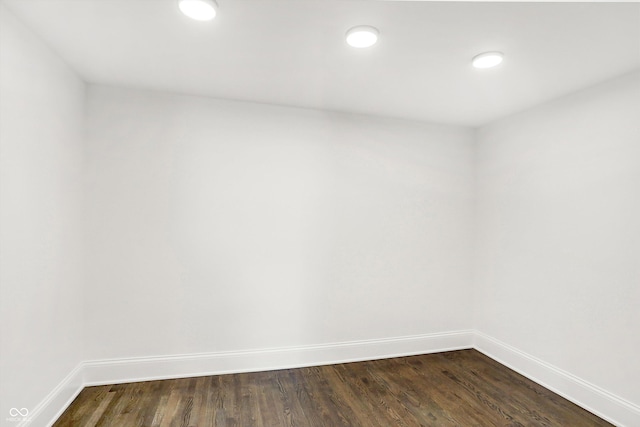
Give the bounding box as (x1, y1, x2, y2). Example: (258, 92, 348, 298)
(472, 52, 504, 69)
(346, 26, 379, 48)
(178, 0, 218, 21)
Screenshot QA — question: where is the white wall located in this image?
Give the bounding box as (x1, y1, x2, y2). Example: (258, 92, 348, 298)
(0, 2, 85, 422)
(4, 4, 637, 421)
(475, 71, 640, 406)
(83, 85, 475, 360)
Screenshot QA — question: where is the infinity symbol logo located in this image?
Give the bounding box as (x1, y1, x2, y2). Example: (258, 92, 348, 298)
(9, 408, 29, 417)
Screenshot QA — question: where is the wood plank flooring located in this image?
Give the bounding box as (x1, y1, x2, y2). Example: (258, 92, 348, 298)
(53, 349, 612, 426)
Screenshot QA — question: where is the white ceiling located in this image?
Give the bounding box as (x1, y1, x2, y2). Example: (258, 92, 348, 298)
(3, 0, 639, 126)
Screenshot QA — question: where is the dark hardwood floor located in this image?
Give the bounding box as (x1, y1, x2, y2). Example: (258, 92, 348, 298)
(54, 349, 611, 426)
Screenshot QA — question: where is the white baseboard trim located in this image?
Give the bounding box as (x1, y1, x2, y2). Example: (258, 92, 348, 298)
(474, 331, 640, 427)
(26, 330, 640, 427)
(83, 330, 474, 386)
(18, 363, 84, 427)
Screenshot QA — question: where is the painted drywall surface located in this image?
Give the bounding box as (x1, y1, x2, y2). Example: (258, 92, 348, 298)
(0, 3, 85, 421)
(475, 71, 640, 405)
(83, 85, 475, 360)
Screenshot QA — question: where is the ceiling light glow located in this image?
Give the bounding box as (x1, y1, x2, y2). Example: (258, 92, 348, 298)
(178, 0, 218, 21)
(472, 52, 504, 69)
(346, 26, 379, 48)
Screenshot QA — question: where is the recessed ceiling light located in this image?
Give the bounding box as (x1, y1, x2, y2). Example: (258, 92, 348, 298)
(178, 0, 218, 21)
(472, 52, 504, 69)
(346, 26, 379, 48)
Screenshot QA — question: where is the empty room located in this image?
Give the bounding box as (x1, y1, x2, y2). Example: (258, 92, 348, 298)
(0, 0, 638, 426)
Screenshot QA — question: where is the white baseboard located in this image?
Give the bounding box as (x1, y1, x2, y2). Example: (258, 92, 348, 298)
(474, 331, 640, 427)
(83, 330, 474, 386)
(18, 363, 84, 427)
(26, 330, 640, 427)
